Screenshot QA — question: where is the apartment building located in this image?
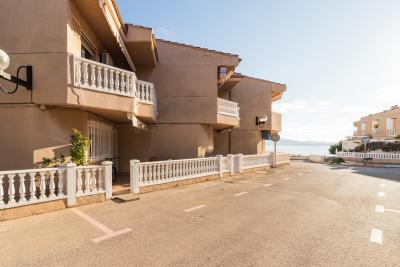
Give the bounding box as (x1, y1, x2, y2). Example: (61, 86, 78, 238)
(0, 0, 285, 173)
(353, 105, 400, 139)
(215, 75, 285, 155)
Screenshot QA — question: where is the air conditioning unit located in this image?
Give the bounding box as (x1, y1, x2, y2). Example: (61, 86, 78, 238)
(101, 52, 113, 66)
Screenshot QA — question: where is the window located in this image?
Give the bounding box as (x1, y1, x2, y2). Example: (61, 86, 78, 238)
(386, 118, 394, 130)
(88, 118, 114, 162)
(81, 32, 97, 60)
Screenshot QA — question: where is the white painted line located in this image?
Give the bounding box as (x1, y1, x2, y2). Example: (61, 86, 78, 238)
(234, 191, 248, 197)
(92, 228, 132, 243)
(376, 205, 385, 213)
(71, 208, 132, 243)
(370, 228, 383, 244)
(264, 183, 273, 187)
(385, 208, 400, 214)
(378, 192, 386, 197)
(380, 183, 386, 188)
(283, 177, 291, 181)
(297, 173, 303, 176)
(184, 205, 206, 212)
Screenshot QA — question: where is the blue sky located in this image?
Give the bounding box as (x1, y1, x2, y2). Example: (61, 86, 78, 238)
(116, 0, 400, 142)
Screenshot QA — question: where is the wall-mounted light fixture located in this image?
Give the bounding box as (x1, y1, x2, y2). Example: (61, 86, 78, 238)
(0, 49, 33, 94)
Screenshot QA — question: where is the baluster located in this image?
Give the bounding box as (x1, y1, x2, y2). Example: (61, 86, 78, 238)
(19, 174, 27, 203)
(39, 173, 46, 200)
(58, 170, 64, 196)
(137, 83, 142, 100)
(84, 169, 91, 192)
(109, 69, 115, 91)
(144, 166, 148, 184)
(115, 71, 120, 92)
(156, 164, 160, 181)
(120, 73, 126, 94)
(49, 171, 56, 199)
(77, 169, 83, 194)
(0, 175, 4, 205)
(75, 60, 82, 86)
(103, 68, 108, 91)
(98, 168, 104, 191)
(130, 75, 135, 95)
(8, 175, 16, 204)
(29, 173, 37, 201)
(149, 165, 153, 184)
(96, 66, 103, 89)
(82, 62, 89, 87)
(90, 64, 96, 88)
(91, 168, 98, 192)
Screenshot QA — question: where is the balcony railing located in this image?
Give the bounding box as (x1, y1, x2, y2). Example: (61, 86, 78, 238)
(217, 98, 240, 118)
(372, 128, 379, 135)
(73, 57, 156, 105)
(388, 129, 397, 137)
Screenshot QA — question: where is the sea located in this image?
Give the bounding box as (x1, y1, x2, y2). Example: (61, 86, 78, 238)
(265, 141, 330, 156)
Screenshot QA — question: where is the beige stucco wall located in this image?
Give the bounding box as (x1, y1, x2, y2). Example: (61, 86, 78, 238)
(0, 0, 69, 105)
(354, 107, 400, 138)
(136, 40, 239, 124)
(118, 124, 214, 172)
(214, 77, 283, 155)
(0, 106, 91, 170)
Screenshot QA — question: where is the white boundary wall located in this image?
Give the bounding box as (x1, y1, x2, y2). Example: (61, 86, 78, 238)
(130, 153, 290, 193)
(0, 161, 113, 210)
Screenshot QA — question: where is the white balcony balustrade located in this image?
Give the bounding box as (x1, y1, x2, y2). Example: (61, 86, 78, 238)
(372, 128, 379, 135)
(74, 56, 156, 105)
(388, 129, 397, 137)
(217, 98, 240, 118)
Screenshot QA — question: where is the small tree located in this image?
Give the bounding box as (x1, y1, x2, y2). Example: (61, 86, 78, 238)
(329, 141, 342, 155)
(70, 129, 91, 166)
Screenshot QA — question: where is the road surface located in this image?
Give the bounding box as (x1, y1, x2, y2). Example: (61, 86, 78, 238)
(1, 162, 400, 266)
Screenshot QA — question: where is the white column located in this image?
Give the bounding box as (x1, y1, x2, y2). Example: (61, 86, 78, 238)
(227, 154, 234, 175)
(130, 160, 140, 194)
(102, 161, 113, 200)
(237, 154, 243, 173)
(217, 155, 223, 178)
(65, 163, 77, 207)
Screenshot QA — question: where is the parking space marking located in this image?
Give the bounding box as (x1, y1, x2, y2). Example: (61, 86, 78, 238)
(234, 191, 248, 197)
(283, 177, 291, 181)
(184, 205, 206, 212)
(380, 183, 386, 188)
(297, 173, 303, 176)
(378, 192, 386, 197)
(370, 228, 383, 244)
(264, 183, 273, 187)
(375, 205, 400, 214)
(71, 208, 132, 243)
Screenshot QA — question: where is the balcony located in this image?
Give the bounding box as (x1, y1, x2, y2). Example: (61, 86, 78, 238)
(388, 129, 397, 137)
(372, 128, 379, 135)
(72, 56, 157, 122)
(271, 112, 282, 132)
(215, 98, 240, 129)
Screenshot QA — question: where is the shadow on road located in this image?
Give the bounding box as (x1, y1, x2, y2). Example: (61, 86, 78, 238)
(328, 164, 400, 183)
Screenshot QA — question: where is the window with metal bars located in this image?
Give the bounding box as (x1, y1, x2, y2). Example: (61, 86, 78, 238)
(88, 118, 114, 162)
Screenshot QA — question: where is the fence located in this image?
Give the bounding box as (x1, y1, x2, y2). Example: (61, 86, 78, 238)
(130, 153, 290, 193)
(0, 161, 113, 210)
(337, 152, 400, 160)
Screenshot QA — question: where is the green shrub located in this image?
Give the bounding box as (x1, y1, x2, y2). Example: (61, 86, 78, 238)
(70, 129, 91, 166)
(329, 141, 342, 154)
(35, 155, 65, 168)
(354, 141, 400, 152)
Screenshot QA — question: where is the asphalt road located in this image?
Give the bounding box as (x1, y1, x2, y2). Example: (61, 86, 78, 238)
(1, 162, 400, 266)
